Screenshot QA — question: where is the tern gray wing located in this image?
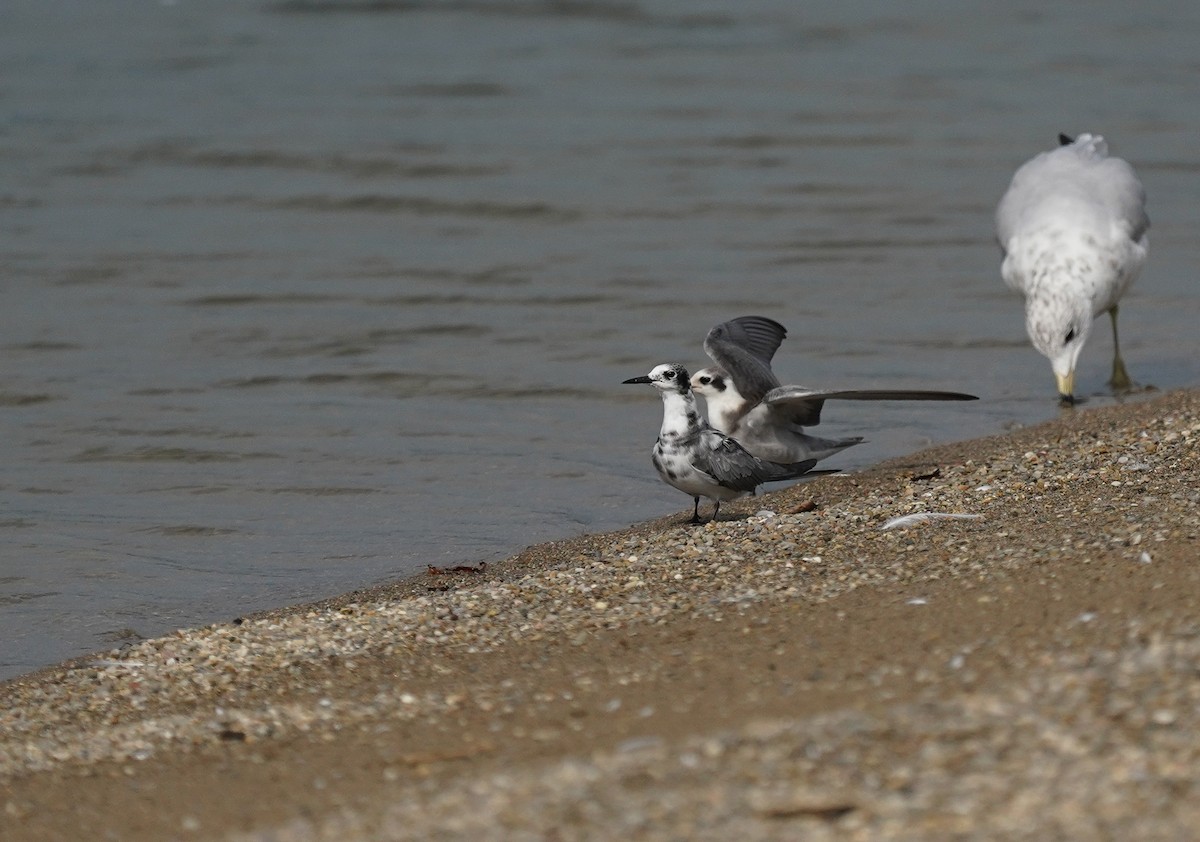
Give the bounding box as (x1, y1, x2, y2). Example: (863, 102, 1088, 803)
(705, 316, 787, 364)
(690, 430, 769, 492)
(764, 386, 979, 427)
(702, 316, 786, 404)
(693, 430, 817, 490)
(755, 456, 821, 483)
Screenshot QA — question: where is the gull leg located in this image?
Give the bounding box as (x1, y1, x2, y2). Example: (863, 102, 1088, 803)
(1108, 305, 1134, 392)
(690, 497, 703, 524)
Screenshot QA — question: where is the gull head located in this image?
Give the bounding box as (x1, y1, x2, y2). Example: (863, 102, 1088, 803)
(1024, 289, 1092, 404)
(623, 363, 692, 395)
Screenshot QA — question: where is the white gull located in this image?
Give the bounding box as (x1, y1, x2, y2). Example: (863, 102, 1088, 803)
(996, 132, 1149, 403)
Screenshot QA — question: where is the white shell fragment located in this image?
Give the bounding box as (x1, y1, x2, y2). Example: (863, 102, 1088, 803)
(881, 513, 984, 531)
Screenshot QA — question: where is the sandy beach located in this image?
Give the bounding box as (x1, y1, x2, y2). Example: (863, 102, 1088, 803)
(3, 388, 1199, 840)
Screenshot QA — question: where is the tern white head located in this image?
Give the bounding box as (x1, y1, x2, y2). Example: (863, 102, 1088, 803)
(996, 132, 1149, 404)
(690, 316, 978, 465)
(623, 362, 818, 524)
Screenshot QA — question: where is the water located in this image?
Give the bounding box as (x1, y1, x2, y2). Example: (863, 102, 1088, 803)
(2, 0, 1197, 680)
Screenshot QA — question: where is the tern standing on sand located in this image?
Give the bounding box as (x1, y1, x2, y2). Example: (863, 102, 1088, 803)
(996, 132, 1149, 404)
(623, 363, 818, 523)
(691, 316, 978, 464)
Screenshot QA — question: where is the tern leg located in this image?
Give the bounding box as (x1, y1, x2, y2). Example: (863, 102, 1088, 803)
(690, 497, 703, 524)
(1108, 305, 1134, 392)
(711, 500, 720, 522)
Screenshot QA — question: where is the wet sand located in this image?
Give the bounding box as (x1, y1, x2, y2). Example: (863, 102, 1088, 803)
(3, 388, 1199, 840)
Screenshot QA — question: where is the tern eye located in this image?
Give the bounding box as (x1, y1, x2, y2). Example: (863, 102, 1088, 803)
(1064, 328, 1076, 343)
(699, 376, 711, 385)
(662, 369, 675, 380)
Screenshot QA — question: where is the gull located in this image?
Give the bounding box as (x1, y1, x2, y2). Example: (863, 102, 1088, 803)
(623, 363, 819, 523)
(996, 132, 1149, 404)
(691, 316, 978, 464)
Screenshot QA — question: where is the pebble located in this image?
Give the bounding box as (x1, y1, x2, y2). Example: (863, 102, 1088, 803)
(3, 390, 1200, 840)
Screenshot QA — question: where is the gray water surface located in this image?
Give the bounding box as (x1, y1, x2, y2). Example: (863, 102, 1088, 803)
(2, 0, 1198, 679)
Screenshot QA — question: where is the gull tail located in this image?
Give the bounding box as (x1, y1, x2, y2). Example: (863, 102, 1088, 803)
(1060, 132, 1108, 158)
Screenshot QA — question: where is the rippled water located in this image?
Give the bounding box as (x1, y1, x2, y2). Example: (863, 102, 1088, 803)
(2, 0, 1198, 679)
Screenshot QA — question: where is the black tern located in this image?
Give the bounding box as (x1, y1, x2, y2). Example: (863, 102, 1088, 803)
(623, 363, 819, 524)
(691, 316, 978, 464)
(996, 132, 1148, 404)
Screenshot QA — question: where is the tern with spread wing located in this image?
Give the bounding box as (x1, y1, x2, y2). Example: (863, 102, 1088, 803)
(996, 132, 1149, 404)
(623, 363, 819, 523)
(690, 316, 978, 464)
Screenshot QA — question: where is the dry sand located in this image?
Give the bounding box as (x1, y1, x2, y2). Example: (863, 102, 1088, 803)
(2, 388, 1199, 840)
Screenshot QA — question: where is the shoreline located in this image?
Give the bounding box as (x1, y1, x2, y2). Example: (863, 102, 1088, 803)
(3, 387, 1199, 840)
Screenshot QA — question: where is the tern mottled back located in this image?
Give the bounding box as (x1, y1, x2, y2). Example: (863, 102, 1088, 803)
(623, 363, 818, 523)
(691, 316, 979, 464)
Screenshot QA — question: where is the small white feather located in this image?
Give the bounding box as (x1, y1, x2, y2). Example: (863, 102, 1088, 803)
(881, 512, 983, 531)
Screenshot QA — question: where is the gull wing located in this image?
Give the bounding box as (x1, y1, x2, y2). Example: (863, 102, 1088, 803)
(764, 386, 979, 427)
(702, 316, 787, 404)
(996, 134, 1149, 250)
